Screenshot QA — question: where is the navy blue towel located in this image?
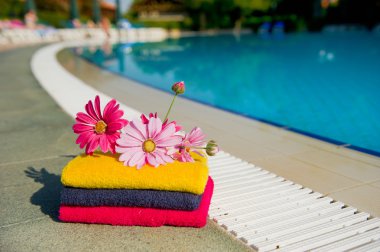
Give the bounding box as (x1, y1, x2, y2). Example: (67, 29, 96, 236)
(60, 187, 203, 210)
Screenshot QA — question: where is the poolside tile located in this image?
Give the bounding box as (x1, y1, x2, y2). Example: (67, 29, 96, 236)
(278, 129, 343, 152)
(330, 147, 380, 168)
(252, 156, 360, 194)
(0, 127, 79, 165)
(328, 185, 380, 217)
(292, 150, 380, 183)
(0, 177, 62, 226)
(1, 218, 252, 252)
(0, 157, 70, 188)
(370, 180, 380, 189)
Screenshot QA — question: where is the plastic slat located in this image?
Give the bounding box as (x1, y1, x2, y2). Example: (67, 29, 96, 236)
(208, 157, 236, 164)
(215, 172, 275, 187)
(244, 207, 357, 244)
(210, 164, 261, 177)
(250, 212, 370, 252)
(213, 181, 296, 202)
(212, 197, 333, 226)
(213, 187, 313, 209)
(211, 192, 322, 218)
(313, 227, 380, 252)
(228, 199, 338, 235)
(208, 151, 231, 160)
(229, 202, 345, 235)
(215, 171, 273, 185)
(349, 238, 380, 252)
(280, 218, 380, 252)
(212, 189, 317, 215)
(213, 177, 285, 198)
(213, 183, 303, 206)
(208, 155, 243, 164)
(209, 159, 246, 168)
(214, 177, 288, 200)
(211, 192, 323, 218)
(210, 164, 262, 178)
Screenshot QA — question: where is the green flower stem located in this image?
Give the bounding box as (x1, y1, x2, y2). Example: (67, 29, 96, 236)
(164, 94, 177, 122)
(180, 146, 206, 150)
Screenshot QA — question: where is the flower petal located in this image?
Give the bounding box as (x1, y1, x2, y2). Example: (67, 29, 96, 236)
(85, 100, 100, 121)
(107, 121, 124, 132)
(99, 134, 109, 153)
(103, 99, 117, 118)
(188, 127, 206, 145)
(154, 123, 175, 142)
(146, 153, 159, 167)
(76, 112, 97, 125)
(116, 146, 140, 155)
(76, 131, 93, 148)
(73, 123, 93, 133)
(119, 119, 129, 127)
(131, 119, 148, 139)
(94, 95, 103, 120)
(183, 151, 194, 162)
(106, 110, 124, 123)
(156, 135, 182, 147)
(85, 134, 99, 154)
(148, 117, 162, 139)
(155, 149, 173, 163)
(117, 135, 142, 147)
(128, 151, 145, 167)
(124, 122, 145, 142)
(140, 114, 149, 124)
(136, 156, 147, 169)
(152, 151, 165, 165)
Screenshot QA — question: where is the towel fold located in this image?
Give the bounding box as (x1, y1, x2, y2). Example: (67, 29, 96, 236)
(59, 177, 214, 227)
(60, 185, 204, 210)
(61, 152, 208, 195)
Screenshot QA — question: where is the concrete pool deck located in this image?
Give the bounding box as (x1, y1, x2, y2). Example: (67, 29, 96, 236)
(57, 48, 380, 218)
(0, 46, 252, 251)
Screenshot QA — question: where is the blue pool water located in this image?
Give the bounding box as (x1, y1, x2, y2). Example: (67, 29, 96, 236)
(79, 33, 380, 155)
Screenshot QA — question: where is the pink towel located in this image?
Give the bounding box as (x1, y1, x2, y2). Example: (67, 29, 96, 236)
(59, 177, 214, 228)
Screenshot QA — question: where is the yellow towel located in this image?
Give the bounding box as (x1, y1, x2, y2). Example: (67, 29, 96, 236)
(61, 152, 209, 195)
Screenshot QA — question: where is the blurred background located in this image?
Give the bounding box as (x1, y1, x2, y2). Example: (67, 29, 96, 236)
(0, 0, 379, 32)
(1, 0, 379, 154)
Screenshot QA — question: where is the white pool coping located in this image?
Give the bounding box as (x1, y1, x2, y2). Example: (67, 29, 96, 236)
(31, 42, 380, 252)
(31, 40, 141, 120)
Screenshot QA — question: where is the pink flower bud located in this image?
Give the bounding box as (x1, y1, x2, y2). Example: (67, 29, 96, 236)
(172, 81, 185, 95)
(206, 140, 219, 156)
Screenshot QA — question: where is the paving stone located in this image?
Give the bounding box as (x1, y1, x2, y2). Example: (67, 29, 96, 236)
(0, 218, 251, 252)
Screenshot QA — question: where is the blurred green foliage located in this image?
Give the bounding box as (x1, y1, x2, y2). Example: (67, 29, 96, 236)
(0, 0, 93, 28)
(127, 0, 285, 31)
(127, 0, 380, 31)
(0, 0, 24, 19)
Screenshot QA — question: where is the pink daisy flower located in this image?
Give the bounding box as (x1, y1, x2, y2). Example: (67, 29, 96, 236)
(116, 117, 182, 169)
(73, 96, 128, 155)
(174, 127, 206, 162)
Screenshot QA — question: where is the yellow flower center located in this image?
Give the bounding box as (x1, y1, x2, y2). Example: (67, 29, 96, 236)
(143, 139, 156, 153)
(94, 120, 107, 134)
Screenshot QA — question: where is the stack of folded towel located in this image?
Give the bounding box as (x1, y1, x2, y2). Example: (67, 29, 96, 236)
(59, 152, 213, 227)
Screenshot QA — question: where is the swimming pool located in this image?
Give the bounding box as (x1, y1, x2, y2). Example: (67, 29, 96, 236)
(79, 32, 380, 155)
